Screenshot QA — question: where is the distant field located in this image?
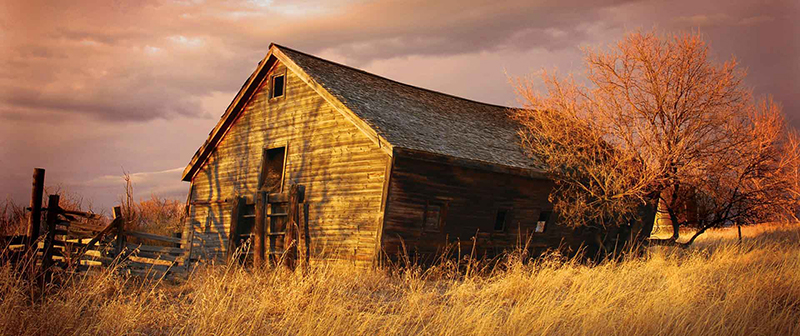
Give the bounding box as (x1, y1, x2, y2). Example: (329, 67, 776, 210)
(2, 223, 799, 336)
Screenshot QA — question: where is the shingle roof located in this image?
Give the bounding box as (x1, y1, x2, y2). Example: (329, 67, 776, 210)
(182, 44, 542, 181)
(277, 45, 540, 171)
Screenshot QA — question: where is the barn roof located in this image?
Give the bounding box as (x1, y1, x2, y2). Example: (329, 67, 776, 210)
(182, 44, 542, 181)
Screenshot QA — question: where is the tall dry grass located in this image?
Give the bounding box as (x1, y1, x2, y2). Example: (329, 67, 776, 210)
(2, 223, 799, 335)
(121, 172, 185, 237)
(1, 189, 100, 237)
(0, 198, 27, 236)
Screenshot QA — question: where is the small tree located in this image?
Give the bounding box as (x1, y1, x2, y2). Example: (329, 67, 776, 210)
(512, 30, 800, 245)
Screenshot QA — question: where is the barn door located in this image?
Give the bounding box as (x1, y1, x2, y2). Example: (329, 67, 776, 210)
(255, 146, 289, 266)
(227, 146, 287, 263)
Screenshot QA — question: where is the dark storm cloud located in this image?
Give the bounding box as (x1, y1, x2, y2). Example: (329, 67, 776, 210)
(277, 0, 639, 62)
(0, 0, 645, 123)
(5, 0, 794, 123)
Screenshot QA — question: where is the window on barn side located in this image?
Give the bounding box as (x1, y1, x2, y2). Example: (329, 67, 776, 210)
(494, 209, 509, 232)
(271, 74, 285, 99)
(423, 201, 446, 232)
(536, 211, 551, 233)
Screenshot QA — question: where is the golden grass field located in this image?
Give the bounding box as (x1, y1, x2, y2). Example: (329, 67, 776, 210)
(2, 223, 799, 336)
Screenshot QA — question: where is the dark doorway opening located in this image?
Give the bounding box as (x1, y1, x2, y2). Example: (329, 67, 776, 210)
(260, 146, 286, 193)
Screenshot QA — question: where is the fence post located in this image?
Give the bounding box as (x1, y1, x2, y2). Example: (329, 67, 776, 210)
(26, 168, 45, 250)
(41, 194, 60, 280)
(113, 206, 125, 257)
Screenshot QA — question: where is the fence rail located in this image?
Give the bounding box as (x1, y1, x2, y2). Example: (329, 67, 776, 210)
(2, 168, 188, 284)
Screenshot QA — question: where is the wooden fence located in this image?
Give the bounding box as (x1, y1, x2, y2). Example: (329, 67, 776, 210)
(3, 168, 312, 284)
(3, 168, 189, 282)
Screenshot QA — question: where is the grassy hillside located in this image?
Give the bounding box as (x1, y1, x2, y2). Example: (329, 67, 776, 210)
(2, 224, 799, 336)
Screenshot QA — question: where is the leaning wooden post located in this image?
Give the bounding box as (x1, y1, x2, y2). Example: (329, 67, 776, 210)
(26, 168, 45, 250)
(113, 206, 125, 258)
(253, 191, 266, 268)
(41, 194, 60, 277)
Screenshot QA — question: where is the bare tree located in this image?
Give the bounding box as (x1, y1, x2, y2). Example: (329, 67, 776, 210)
(120, 171, 185, 237)
(512, 30, 800, 246)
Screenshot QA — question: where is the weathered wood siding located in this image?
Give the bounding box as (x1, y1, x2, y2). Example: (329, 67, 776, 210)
(381, 153, 597, 261)
(185, 61, 388, 267)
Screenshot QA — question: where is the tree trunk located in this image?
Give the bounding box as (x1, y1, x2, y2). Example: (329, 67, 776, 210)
(667, 207, 681, 241)
(635, 197, 658, 242)
(622, 195, 660, 251)
(680, 224, 714, 246)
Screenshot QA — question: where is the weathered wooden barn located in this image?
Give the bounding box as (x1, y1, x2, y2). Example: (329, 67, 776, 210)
(181, 44, 623, 268)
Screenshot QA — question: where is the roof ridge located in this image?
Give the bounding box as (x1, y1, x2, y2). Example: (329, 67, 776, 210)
(272, 43, 513, 110)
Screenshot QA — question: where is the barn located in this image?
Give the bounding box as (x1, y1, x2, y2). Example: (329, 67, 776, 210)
(180, 43, 630, 268)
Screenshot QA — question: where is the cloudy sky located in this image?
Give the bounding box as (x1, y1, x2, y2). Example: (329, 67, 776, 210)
(1, 0, 797, 212)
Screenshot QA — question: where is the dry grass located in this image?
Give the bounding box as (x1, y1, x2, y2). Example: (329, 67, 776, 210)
(1, 190, 99, 237)
(121, 172, 185, 238)
(0, 198, 27, 236)
(123, 195, 184, 236)
(2, 223, 799, 336)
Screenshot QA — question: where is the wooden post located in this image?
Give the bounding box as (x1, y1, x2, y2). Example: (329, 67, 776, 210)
(253, 191, 266, 268)
(181, 201, 194, 268)
(284, 184, 299, 269)
(41, 194, 60, 276)
(227, 197, 243, 264)
(294, 185, 309, 271)
(184, 220, 195, 268)
(265, 192, 274, 265)
(737, 224, 742, 244)
(113, 206, 124, 257)
(298, 202, 310, 271)
(26, 168, 45, 249)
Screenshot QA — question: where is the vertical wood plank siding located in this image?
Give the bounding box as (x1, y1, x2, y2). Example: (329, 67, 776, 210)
(186, 62, 388, 267)
(381, 154, 600, 261)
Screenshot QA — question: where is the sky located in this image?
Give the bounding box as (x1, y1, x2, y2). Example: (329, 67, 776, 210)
(1, 0, 798, 213)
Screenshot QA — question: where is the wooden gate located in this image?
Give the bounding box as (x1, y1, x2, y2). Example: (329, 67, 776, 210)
(227, 184, 308, 269)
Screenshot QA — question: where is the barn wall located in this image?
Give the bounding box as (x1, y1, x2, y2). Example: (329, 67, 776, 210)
(381, 153, 599, 261)
(185, 61, 388, 267)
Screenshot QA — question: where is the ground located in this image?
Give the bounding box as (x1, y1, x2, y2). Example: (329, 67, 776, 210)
(2, 223, 799, 335)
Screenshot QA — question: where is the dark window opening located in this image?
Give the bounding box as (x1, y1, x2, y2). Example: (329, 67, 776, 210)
(494, 209, 508, 232)
(536, 211, 551, 233)
(260, 146, 286, 193)
(424, 204, 442, 232)
(423, 201, 447, 232)
(271, 74, 285, 98)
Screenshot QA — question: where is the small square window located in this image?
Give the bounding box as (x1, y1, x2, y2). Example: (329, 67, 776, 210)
(494, 209, 509, 232)
(424, 204, 443, 232)
(271, 74, 285, 98)
(536, 211, 551, 233)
